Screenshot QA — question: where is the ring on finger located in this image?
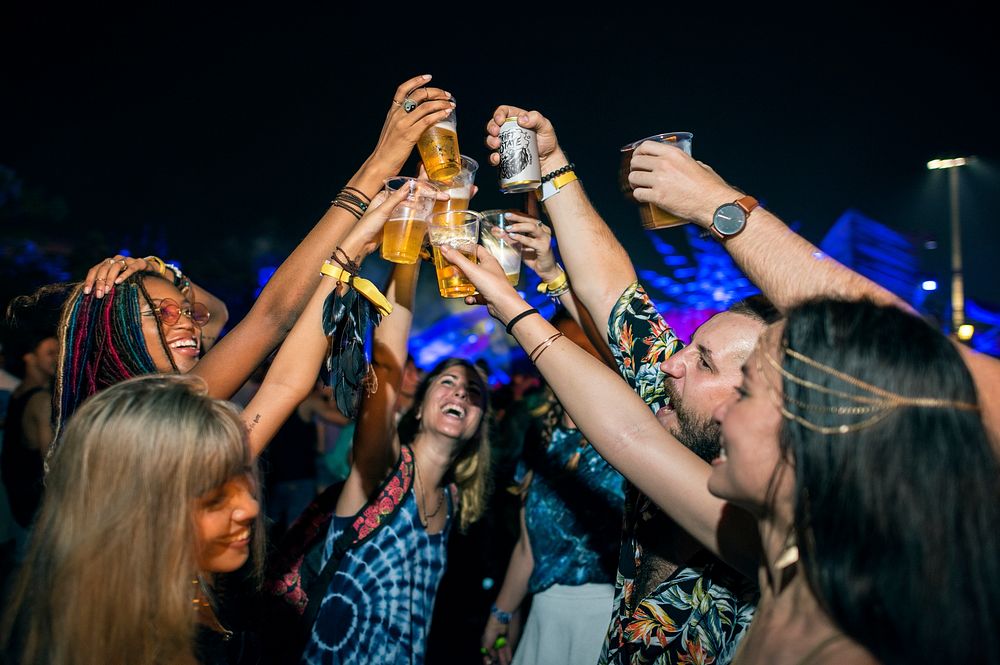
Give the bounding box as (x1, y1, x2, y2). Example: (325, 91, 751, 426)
(118, 259, 127, 269)
(106, 258, 115, 265)
(402, 98, 417, 113)
(391, 99, 402, 107)
(96, 277, 106, 282)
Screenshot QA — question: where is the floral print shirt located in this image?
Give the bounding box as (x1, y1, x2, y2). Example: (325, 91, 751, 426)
(599, 282, 757, 665)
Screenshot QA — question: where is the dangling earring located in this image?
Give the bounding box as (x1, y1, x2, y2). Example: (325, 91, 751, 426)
(774, 530, 800, 572)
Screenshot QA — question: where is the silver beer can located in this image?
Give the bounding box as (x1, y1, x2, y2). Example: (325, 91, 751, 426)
(498, 117, 540, 193)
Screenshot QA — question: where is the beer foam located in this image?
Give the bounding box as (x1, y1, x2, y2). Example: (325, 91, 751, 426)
(434, 118, 457, 131)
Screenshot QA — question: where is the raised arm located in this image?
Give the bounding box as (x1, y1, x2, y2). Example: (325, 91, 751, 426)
(336, 259, 420, 513)
(628, 141, 1000, 440)
(484, 107, 636, 330)
(628, 141, 903, 311)
(193, 77, 455, 399)
(499, 212, 616, 368)
(441, 244, 759, 578)
(240, 187, 409, 458)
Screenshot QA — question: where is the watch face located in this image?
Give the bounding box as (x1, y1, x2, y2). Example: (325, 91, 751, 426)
(713, 203, 746, 236)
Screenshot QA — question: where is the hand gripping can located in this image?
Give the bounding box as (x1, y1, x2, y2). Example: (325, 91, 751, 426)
(498, 117, 541, 193)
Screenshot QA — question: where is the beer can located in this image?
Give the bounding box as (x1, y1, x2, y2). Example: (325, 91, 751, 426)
(498, 117, 540, 193)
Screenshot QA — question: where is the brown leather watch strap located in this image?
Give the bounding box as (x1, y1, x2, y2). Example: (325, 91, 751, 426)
(736, 195, 759, 215)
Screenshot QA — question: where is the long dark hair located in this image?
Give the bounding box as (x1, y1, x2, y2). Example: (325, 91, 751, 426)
(397, 357, 492, 532)
(779, 299, 1000, 664)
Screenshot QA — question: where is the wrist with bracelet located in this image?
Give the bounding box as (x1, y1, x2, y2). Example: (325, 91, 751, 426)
(536, 164, 578, 202)
(536, 267, 569, 299)
(490, 603, 513, 625)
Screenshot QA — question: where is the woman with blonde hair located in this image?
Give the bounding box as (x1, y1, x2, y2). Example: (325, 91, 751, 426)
(1, 374, 263, 665)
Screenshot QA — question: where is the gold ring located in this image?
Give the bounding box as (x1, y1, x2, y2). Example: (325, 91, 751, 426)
(391, 100, 402, 107)
(106, 258, 115, 265)
(96, 277, 106, 282)
(118, 259, 127, 269)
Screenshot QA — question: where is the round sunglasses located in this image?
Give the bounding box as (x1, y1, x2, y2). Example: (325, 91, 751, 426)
(142, 298, 211, 327)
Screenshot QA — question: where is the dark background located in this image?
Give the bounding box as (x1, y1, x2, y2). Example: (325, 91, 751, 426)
(2, 4, 996, 323)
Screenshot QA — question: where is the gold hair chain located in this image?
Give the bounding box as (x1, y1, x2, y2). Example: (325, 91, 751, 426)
(758, 343, 978, 435)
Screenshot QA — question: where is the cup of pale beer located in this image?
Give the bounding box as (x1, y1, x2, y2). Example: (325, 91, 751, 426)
(428, 210, 481, 298)
(620, 132, 693, 230)
(479, 210, 522, 286)
(381, 177, 438, 265)
(417, 101, 462, 182)
(431, 155, 479, 218)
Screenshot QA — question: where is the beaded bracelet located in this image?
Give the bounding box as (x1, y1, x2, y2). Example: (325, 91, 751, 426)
(541, 163, 575, 183)
(490, 603, 512, 625)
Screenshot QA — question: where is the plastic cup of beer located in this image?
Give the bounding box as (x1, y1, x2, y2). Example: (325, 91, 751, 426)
(431, 155, 479, 217)
(417, 103, 462, 182)
(381, 177, 438, 265)
(620, 132, 693, 230)
(428, 210, 481, 298)
(479, 210, 522, 286)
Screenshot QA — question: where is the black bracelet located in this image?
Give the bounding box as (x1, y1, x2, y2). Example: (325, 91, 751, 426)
(541, 163, 575, 183)
(505, 308, 539, 335)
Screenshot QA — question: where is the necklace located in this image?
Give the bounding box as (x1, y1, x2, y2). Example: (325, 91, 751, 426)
(412, 453, 444, 527)
(795, 633, 843, 665)
(191, 577, 233, 641)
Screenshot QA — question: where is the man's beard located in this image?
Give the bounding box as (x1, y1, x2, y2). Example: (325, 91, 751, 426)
(661, 380, 721, 463)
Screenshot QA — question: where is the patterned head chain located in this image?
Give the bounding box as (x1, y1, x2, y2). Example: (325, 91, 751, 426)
(757, 341, 980, 435)
(51, 274, 175, 451)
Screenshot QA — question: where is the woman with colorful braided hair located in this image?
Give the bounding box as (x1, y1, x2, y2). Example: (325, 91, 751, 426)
(45, 74, 457, 447)
(446, 242, 1000, 665)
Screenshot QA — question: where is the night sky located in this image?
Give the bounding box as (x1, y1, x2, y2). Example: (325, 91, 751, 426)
(3, 5, 997, 318)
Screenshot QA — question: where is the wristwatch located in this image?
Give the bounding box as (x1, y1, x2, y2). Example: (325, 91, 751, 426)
(711, 195, 759, 239)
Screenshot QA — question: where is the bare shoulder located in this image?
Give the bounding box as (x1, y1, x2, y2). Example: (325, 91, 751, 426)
(957, 345, 1000, 445)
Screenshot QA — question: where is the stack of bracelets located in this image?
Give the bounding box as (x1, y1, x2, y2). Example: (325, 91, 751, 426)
(331, 186, 372, 220)
(536, 266, 570, 299)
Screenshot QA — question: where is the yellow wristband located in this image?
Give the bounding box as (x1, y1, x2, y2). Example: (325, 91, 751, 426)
(320, 262, 393, 317)
(536, 170, 579, 201)
(536, 269, 568, 295)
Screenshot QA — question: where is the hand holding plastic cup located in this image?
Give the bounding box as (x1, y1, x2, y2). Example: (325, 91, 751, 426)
(381, 177, 439, 264)
(428, 210, 481, 298)
(431, 155, 479, 217)
(620, 132, 693, 229)
(479, 210, 522, 286)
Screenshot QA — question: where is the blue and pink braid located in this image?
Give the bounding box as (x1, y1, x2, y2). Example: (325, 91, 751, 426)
(51, 272, 180, 455)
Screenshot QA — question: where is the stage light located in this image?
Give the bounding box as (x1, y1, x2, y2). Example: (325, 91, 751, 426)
(957, 324, 974, 341)
(927, 157, 968, 170)
(921, 280, 937, 291)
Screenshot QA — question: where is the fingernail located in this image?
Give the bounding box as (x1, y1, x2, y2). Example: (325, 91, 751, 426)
(422, 74, 431, 79)
(83, 286, 91, 294)
(518, 114, 528, 124)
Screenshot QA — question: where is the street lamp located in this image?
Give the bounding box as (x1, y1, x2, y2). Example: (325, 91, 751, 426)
(927, 156, 972, 338)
